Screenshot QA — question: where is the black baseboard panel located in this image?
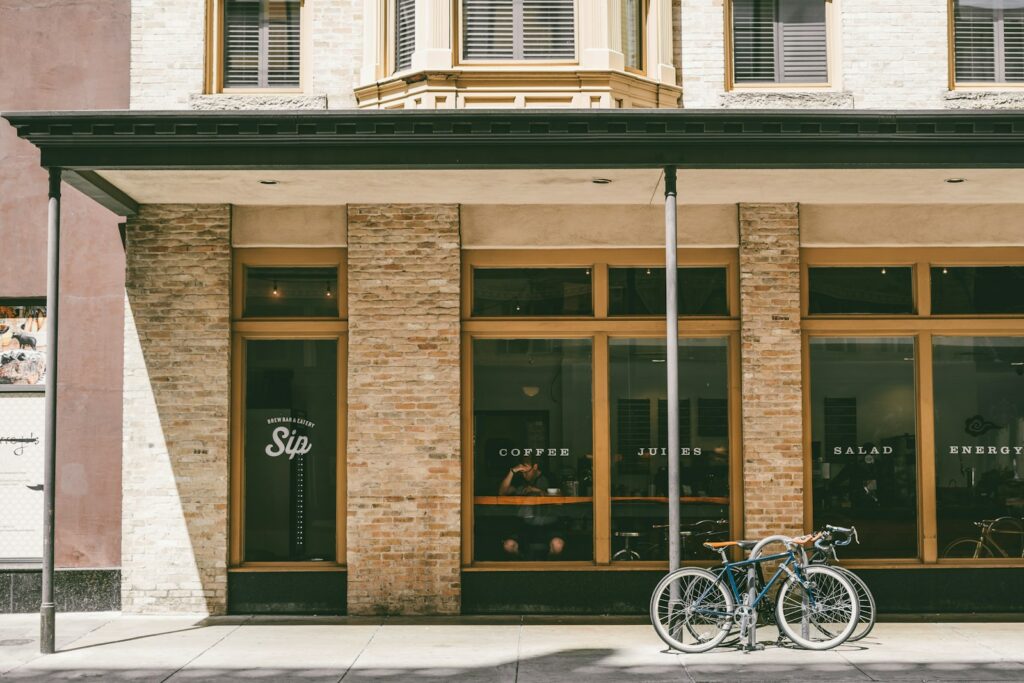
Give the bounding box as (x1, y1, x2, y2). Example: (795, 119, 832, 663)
(228, 571, 346, 615)
(463, 568, 1024, 615)
(1, 567, 120, 613)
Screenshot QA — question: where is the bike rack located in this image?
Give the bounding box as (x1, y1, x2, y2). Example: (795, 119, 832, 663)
(740, 534, 794, 652)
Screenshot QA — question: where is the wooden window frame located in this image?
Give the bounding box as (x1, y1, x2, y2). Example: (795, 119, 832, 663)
(454, 0, 581, 68)
(802, 247, 1024, 570)
(229, 248, 347, 571)
(724, 0, 838, 92)
(205, 0, 309, 95)
(948, 0, 1024, 90)
(461, 248, 742, 571)
(622, 0, 648, 76)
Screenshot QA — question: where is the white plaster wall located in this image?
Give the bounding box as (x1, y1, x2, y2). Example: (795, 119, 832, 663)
(232, 205, 347, 246)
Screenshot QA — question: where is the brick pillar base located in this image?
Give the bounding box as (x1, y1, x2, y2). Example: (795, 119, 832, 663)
(346, 204, 461, 615)
(122, 205, 231, 614)
(738, 203, 804, 539)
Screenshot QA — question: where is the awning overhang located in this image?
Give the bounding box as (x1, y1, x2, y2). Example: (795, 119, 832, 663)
(6, 108, 1024, 216)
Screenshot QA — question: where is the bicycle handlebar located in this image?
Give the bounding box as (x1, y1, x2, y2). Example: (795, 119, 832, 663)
(814, 525, 859, 553)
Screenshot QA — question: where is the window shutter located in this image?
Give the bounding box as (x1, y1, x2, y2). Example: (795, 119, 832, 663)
(777, 0, 827, 83)
(732, 0, 777, 82)
(1001, 6, 1024, 80)
(462, 0, 575, 60)
(954, 0, 998, 81)
(224, 0, 262, 88)
(266, 0, 301, 87)
(395, 0, 416, 72)
(521, 0, 575, 60)
(223, 0, 300, 89)
(463, 0, 515, 59)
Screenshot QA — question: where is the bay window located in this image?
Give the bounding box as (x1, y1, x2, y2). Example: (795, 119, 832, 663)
(461, 0, 576, 61)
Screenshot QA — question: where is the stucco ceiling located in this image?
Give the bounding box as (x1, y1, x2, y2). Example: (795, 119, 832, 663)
(96, 168, 1024, 205)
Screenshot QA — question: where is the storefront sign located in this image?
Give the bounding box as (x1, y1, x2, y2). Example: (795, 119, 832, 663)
(636, 447, 703, 456)
(831, 446, 894, 456)
(948, 445, 1024, 455)
(0, 393, 44, 560)
(263, 416, 315, 459)
(499, 448, 570, 457)
(0, 304, 47, 386)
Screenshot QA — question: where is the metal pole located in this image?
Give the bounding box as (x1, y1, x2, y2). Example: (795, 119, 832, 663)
(40, 167, 61, 655)
(665, 166, 680, 573)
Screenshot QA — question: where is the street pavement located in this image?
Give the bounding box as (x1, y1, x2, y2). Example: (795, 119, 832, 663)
(0, 613, 1022, 682)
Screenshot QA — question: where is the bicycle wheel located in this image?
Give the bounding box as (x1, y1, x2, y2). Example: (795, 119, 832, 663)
(775, 565, 859, 650)
(650, 567, 735, 653)
(942, 538, 991, 559)
(830, 566, 876, 641)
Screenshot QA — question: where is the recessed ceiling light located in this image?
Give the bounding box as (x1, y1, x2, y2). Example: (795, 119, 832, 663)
(944, 178, 966, 184)
(259, 179, 279, 185)
(592, 178, 613, 185)
(652, 359, 666, 363)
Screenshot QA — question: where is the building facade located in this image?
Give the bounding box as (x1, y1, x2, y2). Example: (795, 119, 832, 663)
(5, 0, 1024, 615)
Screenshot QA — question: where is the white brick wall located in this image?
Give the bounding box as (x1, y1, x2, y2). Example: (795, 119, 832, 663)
(131, 0, 363, 110)
(679, 0, 727, 108)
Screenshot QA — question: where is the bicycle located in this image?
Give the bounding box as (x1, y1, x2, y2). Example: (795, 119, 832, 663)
(941, 516, 1024, 559)
(807, 525, 876, 641)
(649, 531, 859, 653)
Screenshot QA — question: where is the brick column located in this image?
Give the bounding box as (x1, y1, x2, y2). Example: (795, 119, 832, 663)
(738, 203, 804, 539)
(123, 205, 231, 614)
(346, 204, 461, 615)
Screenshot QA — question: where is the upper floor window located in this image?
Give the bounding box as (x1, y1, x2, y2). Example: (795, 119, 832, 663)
(394, 0, 416, 72)
(223, 0, 301, 89)
(953, 0, 1024, 83)
(461, 0, 576, 61)
(621, 0, 645, 71)
(730, 0, 828, 84)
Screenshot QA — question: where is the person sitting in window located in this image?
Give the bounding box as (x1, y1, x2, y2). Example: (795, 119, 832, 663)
(499, 460, 566, 560)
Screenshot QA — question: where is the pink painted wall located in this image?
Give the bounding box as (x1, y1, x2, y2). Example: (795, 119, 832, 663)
(0, 0, 129, 568)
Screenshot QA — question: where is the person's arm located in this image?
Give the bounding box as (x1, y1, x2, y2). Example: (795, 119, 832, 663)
(499, 467, 518, 496)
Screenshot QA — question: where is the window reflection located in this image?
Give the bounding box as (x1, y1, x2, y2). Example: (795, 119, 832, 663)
(608, 338, 730, 562)
(608, 267, 729, 316)
(810, 337, 918, 558)
(931, 267, 1024, 315)
(808, 267, 914, 315)
(472, 269, 593, 317)
(934, 337, 1024, 559)
(244, 339, 337, 562)
(472, 339, 594, 561)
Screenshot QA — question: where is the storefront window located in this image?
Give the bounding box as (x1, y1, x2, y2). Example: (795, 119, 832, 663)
(931, 267, 1024, 315)
(609, 338, 730, 562)
(245, 267, 339, 318)
(934, 337, 1024, 559)
(809, 337, 918, 558)
(808, 267, 914, 315)
(244, 339, 337, 562)
(472, 268, 592, 317)
(608, 267, 729, 316)
(472, 338, 593, 561)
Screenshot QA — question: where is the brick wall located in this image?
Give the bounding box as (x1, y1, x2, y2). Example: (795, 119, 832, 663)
(123, 205, 231, 614)
(738, 203, 804, 539)
(130, 0, 205, 109)
(346, 204, 461, 616)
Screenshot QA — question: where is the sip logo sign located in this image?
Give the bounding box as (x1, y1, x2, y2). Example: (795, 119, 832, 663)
(264, 416, 315, 460)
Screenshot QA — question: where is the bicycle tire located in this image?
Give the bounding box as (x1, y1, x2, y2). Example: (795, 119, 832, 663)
(941, 538, 991, 559)
(829, 566, 876, 641)
(650, 567, 735, 653)
(775, 565, 859, 650)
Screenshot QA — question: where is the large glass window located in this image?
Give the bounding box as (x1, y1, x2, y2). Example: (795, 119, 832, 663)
(608, 267, 729, 317)
(462, 0, 576, 61)
(931, 266, 1024, 315)
(934, 337, 1024, 559)
(472, 338, 593, 562)
(245, 267, 339, 318)
(808, 267, 914, 315)
(472, 268, 592, 317)
(244, 339, 337, 562)
(810, 337, 918, 558)
(609, 338, 730, 562)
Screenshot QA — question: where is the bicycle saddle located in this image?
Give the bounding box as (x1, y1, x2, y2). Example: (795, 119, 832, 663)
(703, 540, 758, 550)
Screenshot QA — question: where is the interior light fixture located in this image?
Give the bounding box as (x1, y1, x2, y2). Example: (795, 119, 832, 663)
(592, 178, 613, 185)
(944, 178, 966, 184)
(942, 267, 949, 274)
(272, 280, 279, 296)
(881, 267, 887, 275)
(326, 281, 333, 298)
(652, 359, 666, 363)
(259, 179, 279, 185)
(521, 385, 541, 397)
(645, 268, 652, 276)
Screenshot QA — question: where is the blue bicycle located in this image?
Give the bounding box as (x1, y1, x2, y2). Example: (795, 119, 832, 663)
(649, 529, 859, 652)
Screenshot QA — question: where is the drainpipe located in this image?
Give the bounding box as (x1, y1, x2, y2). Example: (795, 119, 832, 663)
(40, 167, 61, 654)
(664, 166, 680, 573)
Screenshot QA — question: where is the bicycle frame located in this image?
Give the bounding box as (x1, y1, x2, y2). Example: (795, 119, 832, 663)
(720, 550, 806, 610)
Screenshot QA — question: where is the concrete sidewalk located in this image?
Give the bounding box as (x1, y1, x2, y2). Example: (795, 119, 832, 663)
(0, 613, 1022, 682)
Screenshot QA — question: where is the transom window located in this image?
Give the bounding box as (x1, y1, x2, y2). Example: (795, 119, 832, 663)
(221, 0, 301, 89)
(730, 0, 828, 84)
(953, 0, 1024, 83)
(461, 0, 576, 61)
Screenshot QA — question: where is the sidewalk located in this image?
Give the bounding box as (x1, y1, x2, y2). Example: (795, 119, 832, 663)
(1, 613, 1022, 682)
